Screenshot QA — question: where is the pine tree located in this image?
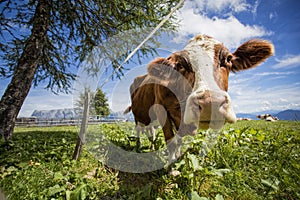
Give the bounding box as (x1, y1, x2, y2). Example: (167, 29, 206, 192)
(94, 89, 110, 117)
(75, 88, 110, 117)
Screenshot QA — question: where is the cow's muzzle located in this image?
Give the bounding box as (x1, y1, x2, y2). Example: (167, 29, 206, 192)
(184, 90, 236, 129)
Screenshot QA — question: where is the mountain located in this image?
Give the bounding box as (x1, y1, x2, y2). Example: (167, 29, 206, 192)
(237, 109, 300, 121)
(274, 110, 300, 121)
(31, 108, 130, 120)
(31, 108, 299, 121)
(31, 108, 81, 119)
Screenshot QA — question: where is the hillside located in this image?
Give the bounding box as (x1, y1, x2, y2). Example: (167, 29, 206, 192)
(275, 109, 300, 121)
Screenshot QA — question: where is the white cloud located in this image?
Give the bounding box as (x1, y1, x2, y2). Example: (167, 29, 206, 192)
(272, 54, 300, 69)
(229, 68, 300, 113)
(279, 98, 288, 103)
(175, 1, 271, 49)
(206, 0, 250, 13)
(251, 0, 260, 18)
(256, 71, 294, 76)
(229, 82, 300, 113)
(185, 0, 250, 13)
(269, 12, 278, 20)
(229, 69, 296, 89)
(262, 100, 271, 110)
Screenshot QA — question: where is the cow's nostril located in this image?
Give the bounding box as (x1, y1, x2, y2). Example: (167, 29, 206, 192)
(219, 100, 226, 108)
(198, 105, 202, 111)
(197, 95, 205, 100)
(190, 95, 202, 113)
(219, 96, 229, 108)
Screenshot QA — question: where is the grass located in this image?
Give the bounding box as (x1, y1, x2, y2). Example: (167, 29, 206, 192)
(0, 121, 299, 199)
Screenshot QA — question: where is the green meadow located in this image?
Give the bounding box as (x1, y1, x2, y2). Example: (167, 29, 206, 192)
(0, 120, 299, 199)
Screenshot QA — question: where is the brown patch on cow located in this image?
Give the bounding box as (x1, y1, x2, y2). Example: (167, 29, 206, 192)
(130, 75, 156, 126)
(214, 44, 233, 91)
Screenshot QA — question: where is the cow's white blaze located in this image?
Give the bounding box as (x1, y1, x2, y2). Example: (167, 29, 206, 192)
(183, 35, 236, 129)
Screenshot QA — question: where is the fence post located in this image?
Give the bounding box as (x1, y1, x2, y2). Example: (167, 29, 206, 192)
(72, 90, 90, 160)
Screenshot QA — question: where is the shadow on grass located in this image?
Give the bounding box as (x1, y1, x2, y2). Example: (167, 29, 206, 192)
(97, 168, 168, 200)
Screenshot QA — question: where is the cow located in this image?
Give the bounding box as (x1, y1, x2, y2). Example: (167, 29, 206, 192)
(257, 114, 278, 121)
(125, 34, 274, 163)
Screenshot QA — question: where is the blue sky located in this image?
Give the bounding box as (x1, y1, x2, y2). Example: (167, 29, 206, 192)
(1, 0, 300, 117)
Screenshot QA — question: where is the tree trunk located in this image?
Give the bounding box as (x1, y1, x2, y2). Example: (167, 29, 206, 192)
(0, 0, 51, 142)
(73, 91, 90, 160)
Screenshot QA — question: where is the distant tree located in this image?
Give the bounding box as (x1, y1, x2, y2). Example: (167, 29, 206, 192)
(75, 88, 110, 117)
(0, 0, 181, 142)
(94, 89, 110, 117)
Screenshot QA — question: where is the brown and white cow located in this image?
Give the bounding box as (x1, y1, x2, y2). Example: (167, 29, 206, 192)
(125, 34, 274, 162)
(257, 114, 278, 121)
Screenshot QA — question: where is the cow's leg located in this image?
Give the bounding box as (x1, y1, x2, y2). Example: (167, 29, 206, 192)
(149, 126, 156, 150)
(155, 109, 175, 161)
(167, 110, 197, 163)
(160, 119, 177, 164)
(153, 104, 179, 163)
(135, 125, 141, 149)
(159, 115, 182, 164)
(139, 126, 156, 150)
(166, 108, 185, 161)
(166, 133, 182, 164)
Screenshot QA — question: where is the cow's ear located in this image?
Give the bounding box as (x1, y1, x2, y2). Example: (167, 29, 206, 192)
(147, 57, 175, 80)
(231, 39, 274, 72)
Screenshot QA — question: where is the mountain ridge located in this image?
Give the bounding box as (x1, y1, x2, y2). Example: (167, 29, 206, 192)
(30, 108, 300, 121)
(275, 109, 300, 121)
(237, 109, 300, 121)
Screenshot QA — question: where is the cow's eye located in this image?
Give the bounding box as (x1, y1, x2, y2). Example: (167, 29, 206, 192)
(176, 63, 183, 70)
(221, 55, 233, 69)
(226, 55, 233, 63)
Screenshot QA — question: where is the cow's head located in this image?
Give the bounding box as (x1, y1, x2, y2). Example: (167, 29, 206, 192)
(147, 51, 196, 102)
(149, 35, 274, 130)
